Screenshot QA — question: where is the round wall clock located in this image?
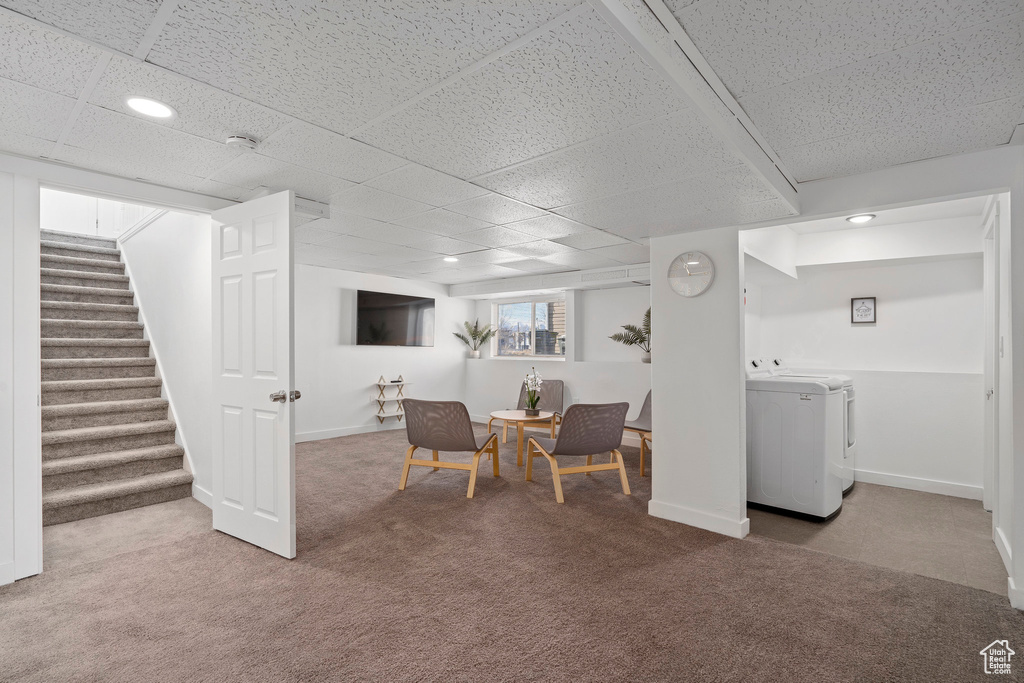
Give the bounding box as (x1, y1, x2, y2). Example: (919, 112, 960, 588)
(668, 251, 715, 297)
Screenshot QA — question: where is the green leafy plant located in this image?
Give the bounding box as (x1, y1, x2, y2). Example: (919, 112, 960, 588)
(609, 307, 651, 353)
(453, 319, 497, 351)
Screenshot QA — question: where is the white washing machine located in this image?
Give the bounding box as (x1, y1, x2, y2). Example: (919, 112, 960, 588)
(767, 360, 856, 494)
(746, 360, 845, 520)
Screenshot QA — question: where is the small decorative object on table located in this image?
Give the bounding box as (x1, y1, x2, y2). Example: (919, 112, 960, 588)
(524, 367, 542, 416)
(453, 319, 496, 359)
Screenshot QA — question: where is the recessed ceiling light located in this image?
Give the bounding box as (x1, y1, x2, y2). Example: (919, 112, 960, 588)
(443, 256, 459, 263)
(846, 214, 876, 224)
(125, 96, 176, 119)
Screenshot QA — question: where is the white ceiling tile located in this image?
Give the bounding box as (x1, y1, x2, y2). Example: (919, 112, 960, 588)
(89, 56, 293, 145)
(501, 259, 571, 273)
(331, 184, 433, 221)
(502, 214, 591, 239)
(412, 235, 486, 256)
(294, 226, 346, 245)
(319, 234, 395, 255)
(587, 243, 650, 265)
(53, 143, 223, 194)
(370, 245, 438, 263)
(146, 0, 579, 133)
(258, 122, 407, 183)
(539, 251, 621, 269)
(738, 14, 1024, 151)
(393, 208, 492, 236)
(452, 248, 523, 265)
(0, 128, 55, 158)
(458, 226, 537, 248)
(552, 230, 629, 250)
(477, 109, 742, 208)
(0, 13, 105, 97)
(0, 78, 75, 140)
(0, 0, 162, 54)
(666, 0, 1024, 97)
(365, 163, 489, 206)
(355, 5, 683, 177)
(502, 240, 578, 259)
(445, 193, 545, 224)
(209, 153, 354, 203)
(778, 95, 1024, 182)
(333, 219, 435, 247)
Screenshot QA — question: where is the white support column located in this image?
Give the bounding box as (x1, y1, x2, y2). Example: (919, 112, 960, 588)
(0, 172, 15, 585)
(1008, 150, 1024, 608)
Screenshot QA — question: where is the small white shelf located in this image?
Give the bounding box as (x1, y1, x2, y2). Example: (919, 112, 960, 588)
(374, 375, 407, 423)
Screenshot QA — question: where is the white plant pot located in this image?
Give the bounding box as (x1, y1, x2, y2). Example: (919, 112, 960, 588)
(469, 349, 481, 359)
(641, 351, 651, 364)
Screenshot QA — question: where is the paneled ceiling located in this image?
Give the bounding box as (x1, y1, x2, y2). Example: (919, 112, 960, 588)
(0, 0, 1020, 284)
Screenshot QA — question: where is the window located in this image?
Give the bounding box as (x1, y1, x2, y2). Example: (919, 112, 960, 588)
(494, 298, 566, 357)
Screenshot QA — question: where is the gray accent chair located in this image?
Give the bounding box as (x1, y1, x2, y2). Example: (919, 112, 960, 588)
(487, 379, 565, 443)
(525, 402, 630, 504)
(623, 390, 652, 477)
(399, 399, 499, 499)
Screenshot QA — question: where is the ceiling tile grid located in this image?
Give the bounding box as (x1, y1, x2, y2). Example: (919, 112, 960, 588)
(586, 243, 650, 264)
(392, 207, 493, 236)
(500, 213, 591, 240)
(354, 5, 684, 178)
(209, 153, 354, 203)
(552, 230, 629, 250)
(257, 121, 407, 183)
(0, 12, 105, 97)
(410, 235, 486, 256)
(364, 163, 489, 206)
(458, 226, 538, 248)
(0, 128, 55, 157)
(444, 193, 546, 224)
(502, 240, 578, 259)
(0, 0, 162, 55)
(330, 184, 434, 222)
(0, 77, 75, 140)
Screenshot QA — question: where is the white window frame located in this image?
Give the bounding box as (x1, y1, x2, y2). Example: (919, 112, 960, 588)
(490, 295, 567, 360)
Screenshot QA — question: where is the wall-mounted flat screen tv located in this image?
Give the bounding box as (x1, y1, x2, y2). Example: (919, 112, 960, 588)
(356, 290, 435, 347)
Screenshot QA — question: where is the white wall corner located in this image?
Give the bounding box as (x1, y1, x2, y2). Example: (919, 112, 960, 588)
(649, 499, 750, 539)
(191, 482, 212, 509)
(1008, 577, 1024, 610)
(853, 469, 984, 501)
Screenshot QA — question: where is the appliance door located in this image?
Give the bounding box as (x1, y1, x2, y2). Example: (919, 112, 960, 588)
(844, 388, 856, 453)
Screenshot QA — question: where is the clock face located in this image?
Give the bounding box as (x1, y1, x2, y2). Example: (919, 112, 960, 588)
(668, 251, 714, 297)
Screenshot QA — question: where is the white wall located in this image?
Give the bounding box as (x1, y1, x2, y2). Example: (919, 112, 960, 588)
(294, 266, 475, 440)
(796, 216, 983, 266)
(120, 211, 214, 504)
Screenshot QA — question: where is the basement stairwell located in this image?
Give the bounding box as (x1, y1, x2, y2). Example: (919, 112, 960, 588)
(40, 229, 193, 526)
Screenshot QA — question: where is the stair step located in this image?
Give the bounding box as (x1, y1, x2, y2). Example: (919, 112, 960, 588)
(42, 398, 169, 431)
(40, 301, 139, 322)
(41, 338, 150, 359)
(41, 283, 134, 305)
(40, 240, 121, 262)
(42, 444, 185, 492)
(41, 319, 144, 340)
(41, 357, 156, 381)
(40, 229, 118, 250)
(40, 268, 130, 290)
(42, 376, 163, 405)
(42, 419, 177, 460)
(40, 253, 125, 275)
(42, 469, 193, 526)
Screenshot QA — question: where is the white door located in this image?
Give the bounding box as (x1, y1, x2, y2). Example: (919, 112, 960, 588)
(211, 191, 296, 559)
(982, 203, 998, 513)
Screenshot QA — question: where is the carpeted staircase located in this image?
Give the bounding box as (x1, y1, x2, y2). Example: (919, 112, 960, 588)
(40, 229, 193, 526)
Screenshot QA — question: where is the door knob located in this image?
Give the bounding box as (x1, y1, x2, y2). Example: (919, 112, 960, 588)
(290, 390, 302, 402)
(270, 390, 287, 403)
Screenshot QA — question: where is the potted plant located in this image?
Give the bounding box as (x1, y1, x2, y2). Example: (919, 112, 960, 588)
(524, 367, 542, 415)
(609, 307, 651, 363)
(453, 319, 496, 359)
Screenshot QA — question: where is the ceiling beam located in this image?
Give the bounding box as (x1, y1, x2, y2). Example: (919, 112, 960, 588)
(588, 0, 799, 214)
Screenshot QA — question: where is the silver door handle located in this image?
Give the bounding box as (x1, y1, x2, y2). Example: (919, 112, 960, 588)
(986, 389, 994, 399)
(290, 390, 302, 402)
(270, 390, 287, 403)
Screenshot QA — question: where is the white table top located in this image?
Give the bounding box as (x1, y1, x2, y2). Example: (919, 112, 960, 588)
(489, 410, 554, 422)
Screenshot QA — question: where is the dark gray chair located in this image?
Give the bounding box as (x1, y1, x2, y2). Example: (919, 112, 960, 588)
(623, 390, 652, 476)
(399, 399, 499, 498)
(525, 402, 630, 504)
(487, 379, 565, 443)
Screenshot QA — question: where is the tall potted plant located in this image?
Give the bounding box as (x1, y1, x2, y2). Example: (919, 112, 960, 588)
(609, 307, 651, 363)
(453, 319, 496, 359)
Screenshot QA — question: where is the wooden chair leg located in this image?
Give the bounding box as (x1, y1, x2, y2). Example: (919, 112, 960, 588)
(502, 421, 508, 444)
(545, 452, 565, 504)
(586, 454, 592, 475)
(467, 450, 483, 498)
(525, 440, 535, 481)
(432, 449, 439, 472)
(490, 437, 500, 477)
(613, 449, 631, 496)
(487, 417, 495, 434)
(640, 439, 647, 477)
(550, 416, 556, 438)
(399, 445, 416, 490)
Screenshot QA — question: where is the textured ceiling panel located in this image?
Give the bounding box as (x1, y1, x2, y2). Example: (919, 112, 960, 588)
(539, 250, 620, 269)
(294, 225, 347, 245)
(452, 248, 522, 265)
(365, 163, 489, 206)
(318, 234, 398, 256)
(0, 129, 52, 157)
(258, 121, 407, 184)
(356, 6, 683, 178)
(0, 13, 105, 96)
(65, 104, 242, 178)
(53, 144, 209, 193)
(458, 226, 537, 248)
(89, 56, 293, 145)
(209, 153, 354, 202)
(586, 243, 650, 265)
(552, 230, 629, 250)
(410, 235, 485, 255)
(392, 208, 492, 236)
(330, 184, 433, 221)
(0, 0, 162, 54)
(778, 95, 1024, 182)
(445, 193, 545, 224)
(501, 259, 569, 273)
(476, 109, 742, 209)
(738, 14, 1024, 150)
(501, 214, 591, 240)
(146, 0, 579, 133)
(502, 240, 577, 259)
(0, 77, 75, 140)
(666, 0, 1024, 97)
(333, 219, 434, 247)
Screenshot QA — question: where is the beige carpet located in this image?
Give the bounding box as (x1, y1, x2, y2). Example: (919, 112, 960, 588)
(2, 426, 1022, 682)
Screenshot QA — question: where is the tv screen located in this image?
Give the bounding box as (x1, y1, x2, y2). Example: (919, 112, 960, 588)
(356, 290, 435, 347)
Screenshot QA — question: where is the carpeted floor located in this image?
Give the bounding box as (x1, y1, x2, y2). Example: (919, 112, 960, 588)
(2, 426, 1022, 682)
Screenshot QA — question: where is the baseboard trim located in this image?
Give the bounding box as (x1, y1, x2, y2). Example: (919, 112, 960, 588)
(192, 482, 212, 509)
(854, 469, 982, 500)
(0, 560, 14, 587)
(648, 499, 749, 539)
(296, 423, 405, 443)
(1009, 577, 1024, 610)
(995, 525, 1013, 573)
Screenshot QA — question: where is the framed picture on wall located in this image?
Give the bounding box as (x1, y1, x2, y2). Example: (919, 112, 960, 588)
(851, 297, 876, 324)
